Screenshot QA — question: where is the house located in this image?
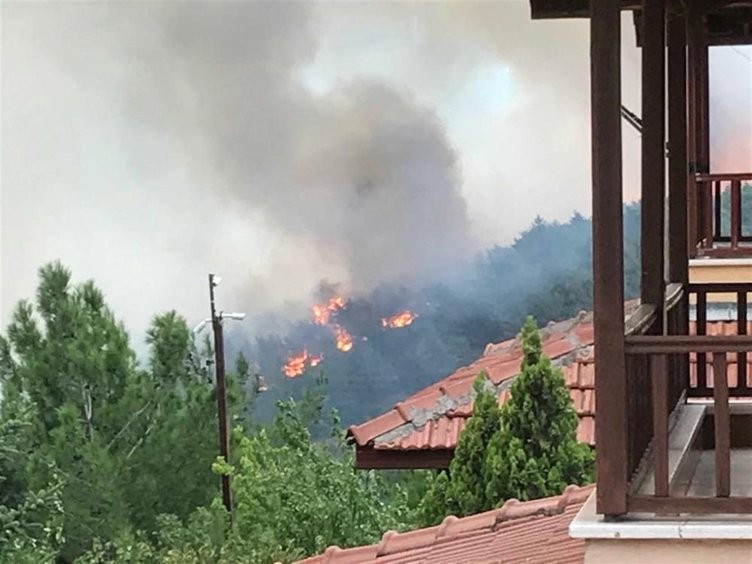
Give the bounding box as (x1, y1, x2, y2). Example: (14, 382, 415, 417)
(528, 0, 752, 561)
(344, 0, 752, 559)
(348, 307, 752, 471)
(348, 308, 601, 470)
(297, 485, 593, 564)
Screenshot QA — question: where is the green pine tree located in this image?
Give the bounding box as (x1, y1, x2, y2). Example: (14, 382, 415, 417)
(483, 317, 594, 504)
(444, 372, 501, 517)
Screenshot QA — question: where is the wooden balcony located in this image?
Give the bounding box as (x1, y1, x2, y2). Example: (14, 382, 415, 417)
(614, 282, 752, 515)
(691, 173, 752, 258)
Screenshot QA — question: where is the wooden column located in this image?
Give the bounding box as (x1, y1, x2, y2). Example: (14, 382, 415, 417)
(641, 0, 666, 321)
(687, 9, 700, 250)
(667, 7, 688, 286)
(591, 0, 627, 517)
(687, 7, 710, 251)
(698, 22, 710, 174)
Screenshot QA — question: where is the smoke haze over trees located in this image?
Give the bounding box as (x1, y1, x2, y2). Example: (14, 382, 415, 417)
(3, 1, 649, 338)
(241, 204, 641, 427)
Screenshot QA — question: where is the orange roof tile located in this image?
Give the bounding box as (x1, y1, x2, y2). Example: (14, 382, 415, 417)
(348, 311, 599, 456)
(296, 484, 593, 564)
(348, 308, 737, 467)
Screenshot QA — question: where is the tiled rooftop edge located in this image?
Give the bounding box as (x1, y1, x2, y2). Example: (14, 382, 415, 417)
(298, 484, 593, 563)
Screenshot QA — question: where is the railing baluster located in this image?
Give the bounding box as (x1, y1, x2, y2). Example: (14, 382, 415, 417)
(738, 291, 748, 393)
(705, 182, 714, 247)
(714, 179, 722, 243)
(713, 352, 731, 497)
(651, 354, 669, 496)
(697, 290, 707, 391)
(731, 180, 741, 249)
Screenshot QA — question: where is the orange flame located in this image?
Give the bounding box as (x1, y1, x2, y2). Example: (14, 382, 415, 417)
(312, 296, 345, 325)
(333, 325, 353, 352)
(381, 310, 418, 329)
(282, 350, 309, 378)
(282, 350, 325, 378)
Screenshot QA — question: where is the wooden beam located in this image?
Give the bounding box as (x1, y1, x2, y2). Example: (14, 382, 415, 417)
(354, 446, 453, 470)
(626, 334, 752, 353)
(531, 0, 752, 19)
(628, 495, 752, 513)
(667, 7, 688, 284)
(591, 0, 628, 518)
(641, 0, 666, 312)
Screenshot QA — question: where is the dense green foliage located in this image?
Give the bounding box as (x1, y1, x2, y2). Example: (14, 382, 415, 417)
(0, 264, 412, 563)
(445, 374, 501, 516)
(418, 318, 594, 526)
(76, 397, 412, 564)
(483, 317, 594, 502)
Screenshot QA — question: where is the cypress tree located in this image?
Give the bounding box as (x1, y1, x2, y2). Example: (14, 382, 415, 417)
(484, 316, 594, 504)
(445, 372, 501, 516)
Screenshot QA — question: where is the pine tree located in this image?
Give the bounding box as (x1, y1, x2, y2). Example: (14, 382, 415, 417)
(444, 372, 501, 517)
(484, 317, 594, 504)
(416, 471, 451, 526)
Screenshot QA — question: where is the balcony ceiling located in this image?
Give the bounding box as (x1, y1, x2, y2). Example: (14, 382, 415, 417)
(530, 0, 752, 45)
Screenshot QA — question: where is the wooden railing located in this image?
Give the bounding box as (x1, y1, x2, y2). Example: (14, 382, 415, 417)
(689, 282, 750, 397)
(616, 282, 752, 515)
(692, 173, 752, 257)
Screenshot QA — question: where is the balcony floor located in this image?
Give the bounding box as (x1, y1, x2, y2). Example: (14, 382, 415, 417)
(688, 448, 752, 497)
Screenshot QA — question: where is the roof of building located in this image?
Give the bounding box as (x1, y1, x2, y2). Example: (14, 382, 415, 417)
(349, 305, 751, 469)
(297, 484, 593, 564)
(348, 309, 604, 468)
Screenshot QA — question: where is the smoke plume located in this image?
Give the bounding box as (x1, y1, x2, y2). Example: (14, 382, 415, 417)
(4, 1, 746, 339)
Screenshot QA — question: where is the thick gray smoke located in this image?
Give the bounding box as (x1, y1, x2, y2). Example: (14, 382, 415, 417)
(2, 2, 474, 335)
(3, 1, 747, 339)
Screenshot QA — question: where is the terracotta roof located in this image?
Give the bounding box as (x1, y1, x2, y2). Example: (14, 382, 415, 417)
(348, 310, 601, 460)
(349, 309, 745, 468)
(689, 320, 752, 389)
(296, 484, 593, 564)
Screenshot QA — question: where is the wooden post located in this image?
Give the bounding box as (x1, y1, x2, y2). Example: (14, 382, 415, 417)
(667, 8, 688, 286)
(698, 24, 710, 175)
(713, 353, 731, 497)
(687, 8, 699, 252)
(591, 0, 627, 517)
(641, 0, 666, 321)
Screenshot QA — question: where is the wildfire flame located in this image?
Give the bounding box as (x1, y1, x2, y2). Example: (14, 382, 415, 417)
(282, 350, 325, 378)
(312, 296, 345, 326)
(333, 325, 353, 352)
(309, 353, 324, 367)
(281, 295, 355, 374)
(381, 310, 418, 329)
(282, 350, 309, 378)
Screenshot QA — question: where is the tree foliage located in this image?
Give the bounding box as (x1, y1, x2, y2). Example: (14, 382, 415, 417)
(78, 394, 413, 564)
(445, 373, 501, 516)
(0, 263, 243, 561)
(418, 318, 594, 526)
(484, 317, 594, 503)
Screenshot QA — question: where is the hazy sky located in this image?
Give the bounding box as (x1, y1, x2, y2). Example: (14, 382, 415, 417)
(1, 2, 750, 340)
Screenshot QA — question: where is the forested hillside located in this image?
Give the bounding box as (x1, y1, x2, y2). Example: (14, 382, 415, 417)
(238, 203, 641, 426)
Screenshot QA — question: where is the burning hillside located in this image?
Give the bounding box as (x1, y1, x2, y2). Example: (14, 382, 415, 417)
(281, 295, 421, 377)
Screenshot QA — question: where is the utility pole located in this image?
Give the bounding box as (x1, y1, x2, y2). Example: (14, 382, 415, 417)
(209, 273, 232, 514)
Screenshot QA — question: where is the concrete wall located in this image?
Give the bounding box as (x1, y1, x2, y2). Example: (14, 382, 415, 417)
(689, 259, 752, 303)
(586, 539, 752, 563)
